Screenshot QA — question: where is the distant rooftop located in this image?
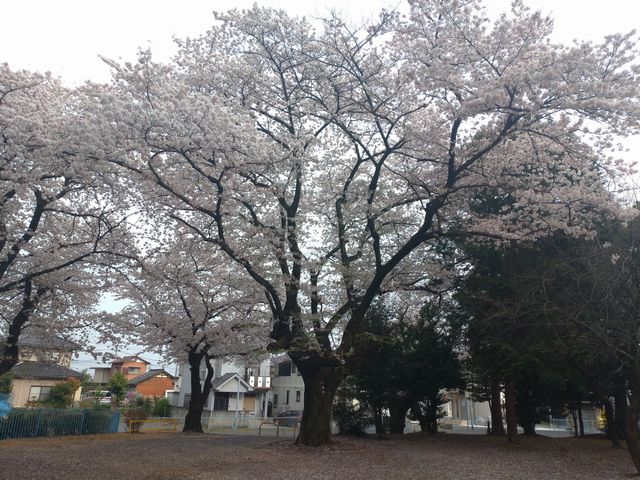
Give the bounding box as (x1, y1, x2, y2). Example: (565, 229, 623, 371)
(111, 355, 150, 365)
(18, 334, 79, 351)
(127, 369, 175, 386)
(12, 361, 83, 380)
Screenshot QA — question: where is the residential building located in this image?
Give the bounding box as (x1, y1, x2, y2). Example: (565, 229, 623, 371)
(443, 390, 491, 428)
(170, 353, 310, 420)
(10, 362, 83, 407)
(171, 357, 271, 417)
(270, 355, 305, 415)
(17, 335, 78, 368)
(127, 368, 176, 398)
(91, 355, 151, 386)
(7, 335, 83, 407)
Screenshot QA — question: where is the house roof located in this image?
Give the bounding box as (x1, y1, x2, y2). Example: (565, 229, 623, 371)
(18, 335, 79, 351)
(127, 369, 175, 386)
(211, 372, 253, 392)
(112, 356, 150, 365)
(12, 361, 83, 380)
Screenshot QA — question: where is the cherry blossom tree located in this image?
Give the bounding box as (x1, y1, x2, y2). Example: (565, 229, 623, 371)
(111, 233, 268, 432)
(91, 1, 639, 445)
(0, 64, 131, 375)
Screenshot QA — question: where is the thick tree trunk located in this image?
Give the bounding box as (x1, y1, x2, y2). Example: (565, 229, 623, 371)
(505, 381, 518, 443)
(489, 380, 504, 436)
(0, 281, 45, 376)
(373, 406, 385, 438)
(183, 351, 213, 433)
(615, 386, 628, 440)
(296, 363, 342, 446)
(410, 402, 428, 432)
(516, 387, 536, 436)
(570, 406, 579, 437)
(389, 397, 409, 434)
(625, 379, 640, 475)
(603, 397, 621, 448)
(426, 392, 439, 434)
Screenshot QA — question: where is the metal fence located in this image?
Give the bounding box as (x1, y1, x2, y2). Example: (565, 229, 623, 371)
(0, 408, 120, 440)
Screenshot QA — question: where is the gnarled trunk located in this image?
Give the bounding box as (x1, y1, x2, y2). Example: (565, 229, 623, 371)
(389, 397, 409, 434)
(183, 351, 213, 433)
(296, 362, 342, 446)
(489, 380, 504, 436)
(410, 402, 428, 432)
(615, 385, 627, 440)
(625, 375, 640, 475)
(0, 280, 46, 376)
(603, 397, 621, 448)
(426, 392, 439, 434)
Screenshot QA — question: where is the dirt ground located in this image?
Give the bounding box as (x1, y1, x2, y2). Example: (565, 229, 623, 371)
(0, 432, 634, 480)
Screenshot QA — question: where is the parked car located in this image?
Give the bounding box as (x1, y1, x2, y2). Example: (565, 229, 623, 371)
(275, 410, 301, 427)
(82, 390, 112, 405)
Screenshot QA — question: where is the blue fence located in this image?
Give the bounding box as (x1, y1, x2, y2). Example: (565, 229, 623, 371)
(0, 408, 120, 440)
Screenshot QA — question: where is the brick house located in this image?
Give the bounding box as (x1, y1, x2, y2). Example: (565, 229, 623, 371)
(127, 369, 176, 398)
(92, 355, 151, 386)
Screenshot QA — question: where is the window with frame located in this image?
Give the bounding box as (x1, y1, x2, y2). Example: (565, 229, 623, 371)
(273, 394, 279, 407)
(285, 390, 290, 405)
(296, 391, 301, 403)
(28, 386, 51, 402)
(278, 362, 291, 377)
(128, 367, 141, 375)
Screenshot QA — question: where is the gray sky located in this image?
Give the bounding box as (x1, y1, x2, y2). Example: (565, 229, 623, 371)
(2, 1, 639, 86)
(3, 0, 638, 372)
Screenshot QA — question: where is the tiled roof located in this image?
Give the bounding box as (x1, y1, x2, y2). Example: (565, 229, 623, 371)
(128, 369, 175, 386)
(211, 372, 237, 389)
(112, 355, 150, 364)
(12, 361, 83, 380)
(211, 372, 253, 392)
(18, 335, 79, 351)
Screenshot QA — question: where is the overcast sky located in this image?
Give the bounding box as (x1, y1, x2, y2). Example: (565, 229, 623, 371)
(2, 0, 639, 86)
(3, 0, 638, 372)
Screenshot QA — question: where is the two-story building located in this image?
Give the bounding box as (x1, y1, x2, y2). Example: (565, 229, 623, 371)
(270, 355, 305, 415)
(8, 335, 83, 407)
(91, 356, 175, 398)
(170, 357, 272, 417)
(170, 354, 306, 419)
(92, 355, 151, 385)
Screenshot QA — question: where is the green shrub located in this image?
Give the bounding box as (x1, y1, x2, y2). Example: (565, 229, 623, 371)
(43, 379, 80, 409)
(152, 397, 171, 417)
(333, 402, 372, 436)
(0, 374, 12, 394)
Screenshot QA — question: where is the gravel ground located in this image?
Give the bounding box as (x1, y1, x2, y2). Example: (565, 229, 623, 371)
(0, 432, 633, 480)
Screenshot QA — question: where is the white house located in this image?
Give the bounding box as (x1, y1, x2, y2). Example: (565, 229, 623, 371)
(170, 354, 308, 419)
(170, 357, 272, 417)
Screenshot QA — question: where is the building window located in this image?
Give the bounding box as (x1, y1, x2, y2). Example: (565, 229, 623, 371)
(128, 367, 141, 375)
(291, 363, 297, 375)
(296, 391, 301, 403)
(278, 362, 291, 377)
(273, 394, 279, 407)
(285, 390, 290, 405)
(29, 386, 51, 402)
